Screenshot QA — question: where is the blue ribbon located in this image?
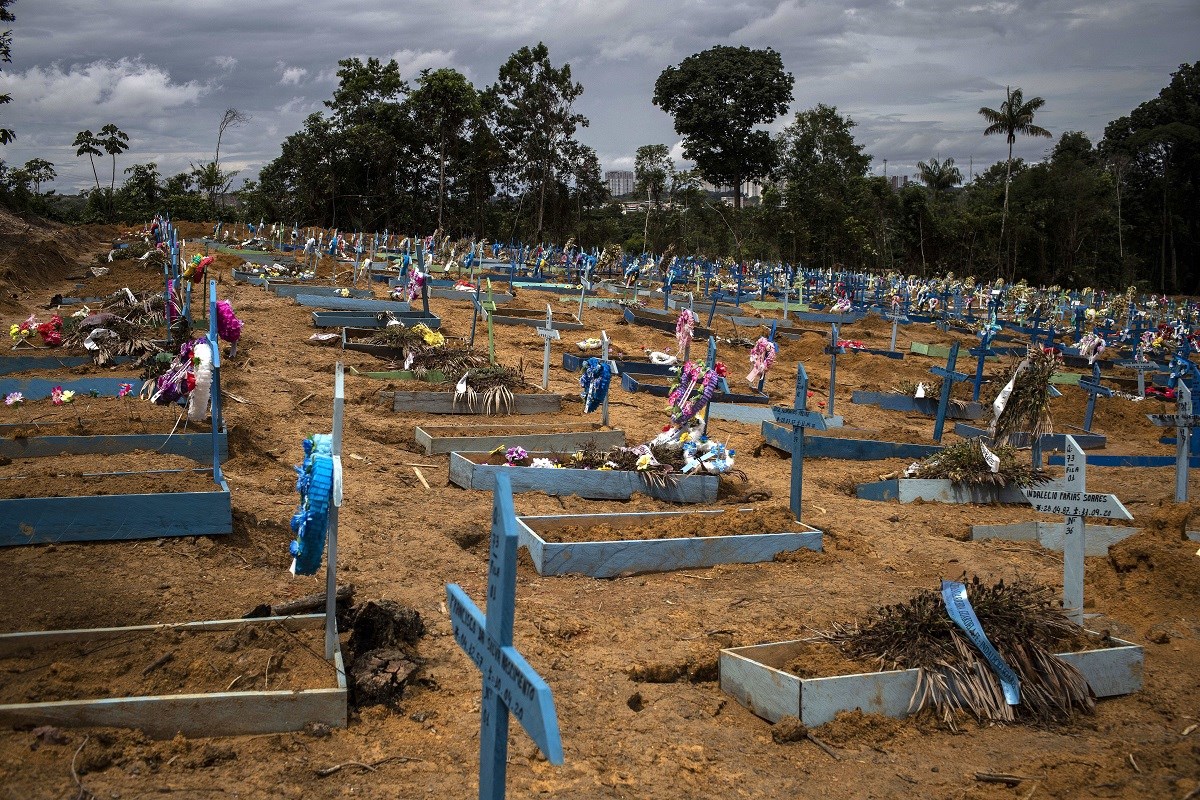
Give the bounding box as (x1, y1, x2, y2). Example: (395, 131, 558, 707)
(940, 580, 1021, 705)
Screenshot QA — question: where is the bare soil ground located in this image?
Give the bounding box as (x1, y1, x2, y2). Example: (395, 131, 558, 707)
(0, 219, 1197, 799)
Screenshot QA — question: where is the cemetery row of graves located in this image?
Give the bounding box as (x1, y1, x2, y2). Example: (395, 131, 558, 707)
(0, 217, 1196, 799)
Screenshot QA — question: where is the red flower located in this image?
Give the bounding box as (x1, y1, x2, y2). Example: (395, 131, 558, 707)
(714, 361, 727, 377)
(186, 374, 197, 391)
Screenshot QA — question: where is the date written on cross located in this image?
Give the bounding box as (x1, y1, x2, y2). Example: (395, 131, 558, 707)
(1023, 489, 1132, 520)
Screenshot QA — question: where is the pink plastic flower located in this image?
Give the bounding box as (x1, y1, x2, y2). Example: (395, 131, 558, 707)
(50, 386, 65, 405)
(118, 383, 134, 398)
(4, 391, 23, 406)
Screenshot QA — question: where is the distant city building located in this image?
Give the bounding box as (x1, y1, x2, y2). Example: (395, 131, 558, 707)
(605, 170, 635, 197)
(888, 175, 910, 190)
(698, 179, 763, 202)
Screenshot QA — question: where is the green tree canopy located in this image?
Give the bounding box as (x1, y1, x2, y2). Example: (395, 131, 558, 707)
(486, 42, 587, 240)
(653, 45, 793, 208)
(634, 143, 672, 206)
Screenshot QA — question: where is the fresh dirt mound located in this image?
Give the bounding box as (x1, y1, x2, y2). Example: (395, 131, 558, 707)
(0, 210, 115, 309)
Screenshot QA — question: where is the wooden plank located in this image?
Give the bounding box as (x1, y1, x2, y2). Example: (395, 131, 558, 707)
(761, 424, 943, 460)
(971, 521, 1140, 556)
(622, 307, 714, 339)
(855, 478, 1028, 504)
(710, 404, 777, 424)
(0, 376, 139, 398)
(490, 310, 583, 331)
(293, 295, 412, 312)
(0, 485, 232, 546)
(449, 452, 718, 503)
(621, 373, 769, 404)
(953, 423, 1106, 451)
(0, 355, 118, 375)
(348, 368, 446, 383)
(850, 390, 983, 420)
(516, 511, 821, 578)
(720, 635, 1143, 725)
(270, 283, 373, 298)
(388, 391, 563, 415)
(311, 310, 440, 328)
(414, 424, 625, 455)
(0, 431, 228, 463)
(0, 615, 346, 738)
(561, 352, 675, 376)
(428, 286, 513, 303)
(1046, 453, 1200, 468)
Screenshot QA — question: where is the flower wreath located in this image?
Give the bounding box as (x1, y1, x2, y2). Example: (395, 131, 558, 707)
(667, 360, 723, 425)
(675, 308, 697, 356)
(289, 433, 334, 576)
(579, 357, 612, 414)
(746, 337, 776, 385)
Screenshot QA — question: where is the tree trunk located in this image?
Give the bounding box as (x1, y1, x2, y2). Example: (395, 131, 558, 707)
(437, 137, 446, 231)
(89, 155, 100, 193)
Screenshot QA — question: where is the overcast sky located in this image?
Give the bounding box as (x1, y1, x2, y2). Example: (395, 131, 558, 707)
(2, 0, 1196, 194)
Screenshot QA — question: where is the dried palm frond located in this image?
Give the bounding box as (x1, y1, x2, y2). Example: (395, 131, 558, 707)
(823, 576, 1095, 730)
(597, 243, 624, 273)
(992, 348, 1061, 443)
(910, 439, 1047, 488)
(481, 385, 514, 415)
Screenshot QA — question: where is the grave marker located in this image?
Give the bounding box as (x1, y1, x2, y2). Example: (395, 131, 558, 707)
(970, 326, 998, 402)
(1078, 363, 1114, 432)
(535, 305, 560, 391)
(1021, 436, 1132, 624)
(1116, 359, 1161, 398)
(771, 364, 828, 522)
(823, 323, 845, 417)
(446, 474, 564, 800)
(930, 341, 970, 442)
(1147, 381, 1197, 501)
(600, 330, 618, 427)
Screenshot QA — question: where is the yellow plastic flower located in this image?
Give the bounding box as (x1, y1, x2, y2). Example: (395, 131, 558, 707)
(412, 323, 444, 347)
(636, 453, 652, 470)
(60, 390, 76, 404)
(8, 324, 18, 340)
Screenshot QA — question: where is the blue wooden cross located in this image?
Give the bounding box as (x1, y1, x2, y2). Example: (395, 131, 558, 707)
(823, 322, 845, 417)
(447, 473, 564, 800)
(771, 364, 828, 522)
(930, 341, 970, 442)
(1147, 381, 1196, 502)
(970, 325, 998, 402)
(1116, 358, 1160, 398)
(1078, 362, 1114, 432)
(885, 304, 909, 353)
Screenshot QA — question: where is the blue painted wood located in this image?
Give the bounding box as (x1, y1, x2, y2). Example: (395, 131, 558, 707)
(709, 403, 777, 424)
(772, 364, 827, 522)
(1047, 453, 1200, 468)
(490, 309, 583, 331)
(270, 283, 374, 299)
(0, 432, 228, 463)
(930, 342, 969, 442)
(761, 423, 944, 460)
(856, 478, 1029, 504)
(622, 307, 714, 340)
(445, 473, 563, 800)
(952, 422, 1106, 450)
(310, 310, 440, 329)
(789, 311, 866, 324)
(0, 355, 129, 375)
(0, 482, 232, 546)
(620, 372, 769, 404)
(0, 377, 138, 398)
(849, 390, 983, 420)
(449, 452, 718, 503)
(561, 352, 676, 376)
(517, 511, 822, 578)
(293, 295, 412, 312)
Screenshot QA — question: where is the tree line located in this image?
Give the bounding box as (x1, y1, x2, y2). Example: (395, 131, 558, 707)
(0, 28, 1195, 292)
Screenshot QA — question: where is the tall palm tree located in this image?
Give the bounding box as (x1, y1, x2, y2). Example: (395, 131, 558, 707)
(916, 156, 963, 195)
(98, 124, 129, 195)
(979, 86, 1051, 241)
(72, 129, 102, 193)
